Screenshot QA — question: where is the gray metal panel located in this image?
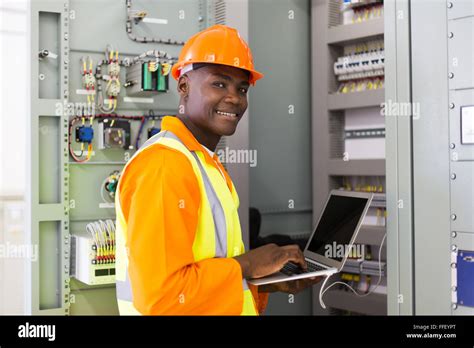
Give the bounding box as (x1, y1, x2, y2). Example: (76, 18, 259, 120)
(323, 291, 387, 315)
(311, 0, 331, 233)
(385, 0, 414, 315)
(454, 232, 474, 250)
(327, 159, 386, 176)
(249, 0, 312, 315)
(69, 165, 121, 221)
(69, 284, 119, 315)
(327, 17, 384, 45)
(448, 16, 474, 91)
(224, 0, 250, 249)
(394, 0, 414, 316)
(263, 288, 313, 316)
(68, 0, 202, 53)
(449, 89, 474, 161)
(450, 161, 474, 233)
(67, 0, 207, 113)
(448, 0, 474, 21)
(411, 0, 452, 314)
(311, 0, 335, 316)
(28, 0, 71, 315)
(249, 0, 312, 228)
(327, 89, 384, 111)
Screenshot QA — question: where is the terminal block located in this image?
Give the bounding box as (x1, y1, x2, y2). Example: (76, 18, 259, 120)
(125, 61, 170, 96)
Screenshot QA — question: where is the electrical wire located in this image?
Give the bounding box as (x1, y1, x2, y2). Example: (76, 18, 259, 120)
(135, 118, 146, 150)
(135, 111, 160, 149)
(122, 50, 176, 67)
(69, 113, 166, 162)
(68, 116, 94, 163)
(319, 232, 387, 309)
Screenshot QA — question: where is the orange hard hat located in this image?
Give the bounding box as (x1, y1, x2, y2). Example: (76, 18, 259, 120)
(171, 25, 264, 85)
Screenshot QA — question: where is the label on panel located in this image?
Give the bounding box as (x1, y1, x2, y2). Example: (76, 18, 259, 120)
(461, 106, 474, 144)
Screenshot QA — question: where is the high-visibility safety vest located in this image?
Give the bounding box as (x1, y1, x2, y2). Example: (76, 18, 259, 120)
(114, 128, 258, 315)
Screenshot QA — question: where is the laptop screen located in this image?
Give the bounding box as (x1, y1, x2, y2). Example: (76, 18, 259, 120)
(307, 194, 368, 261)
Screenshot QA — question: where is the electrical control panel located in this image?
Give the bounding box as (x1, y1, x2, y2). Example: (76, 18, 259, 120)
(447, 4, 474, 315)
(29, 0, 229, 316)
(335, 39, 384, 94)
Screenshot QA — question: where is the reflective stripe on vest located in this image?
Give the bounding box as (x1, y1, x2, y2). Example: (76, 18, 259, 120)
(115, 130, 258, 315)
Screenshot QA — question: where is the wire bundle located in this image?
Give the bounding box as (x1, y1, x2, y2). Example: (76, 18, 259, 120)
(68, 113, 166, 162)
(86, 219, 116, 265)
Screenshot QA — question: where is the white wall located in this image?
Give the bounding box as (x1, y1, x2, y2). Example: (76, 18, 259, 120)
(0, 0, 27, 196)
(0, 0, 28, 314)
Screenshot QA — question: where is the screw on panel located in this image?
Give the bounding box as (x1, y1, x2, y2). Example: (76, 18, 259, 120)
(447, 2, 453, 8)
(451, 231, 457, 238)
(451, 262, 456, 269)
(450, 173, 456, 180)
(452, 303, 457, 310)
(448, 32, 454, 38)
(449, 72, 454, 79)
(451, 245, 457, 252)
(451, 214, 457, 220)
(449, 103, 455, 109)
(450, 143, 456, 149)
(451, 285, 457, 291)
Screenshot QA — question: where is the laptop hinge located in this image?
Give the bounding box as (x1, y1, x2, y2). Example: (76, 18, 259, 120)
(306, 258, 330, 269)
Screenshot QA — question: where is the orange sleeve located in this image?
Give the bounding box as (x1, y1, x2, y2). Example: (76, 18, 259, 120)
(119, 145, 244, 315)
(249, 284, 269, 315)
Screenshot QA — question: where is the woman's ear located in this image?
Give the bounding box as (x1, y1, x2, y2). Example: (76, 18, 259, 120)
(177, 75, 189, 99)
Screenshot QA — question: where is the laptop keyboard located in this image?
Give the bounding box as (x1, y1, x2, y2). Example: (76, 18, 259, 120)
(280, 261, 326, 276)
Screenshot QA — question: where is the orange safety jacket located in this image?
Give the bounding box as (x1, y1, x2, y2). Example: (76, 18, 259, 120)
(114, 116, 269, 315)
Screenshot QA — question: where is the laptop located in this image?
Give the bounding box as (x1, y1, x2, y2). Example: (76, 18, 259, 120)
(248, 190, 373, 286)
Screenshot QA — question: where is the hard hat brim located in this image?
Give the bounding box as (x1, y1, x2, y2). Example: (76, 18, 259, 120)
(172, 61, 264, 86)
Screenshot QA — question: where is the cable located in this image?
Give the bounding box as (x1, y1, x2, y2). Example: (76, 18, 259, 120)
(122, 50, 175, 67)
(135, 116, 147, 149)
(69, 113, 168, 162)
(319, 232, 387, 309)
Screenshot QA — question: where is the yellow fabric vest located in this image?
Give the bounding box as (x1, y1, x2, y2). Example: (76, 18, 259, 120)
(115, 130, 258, 315)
